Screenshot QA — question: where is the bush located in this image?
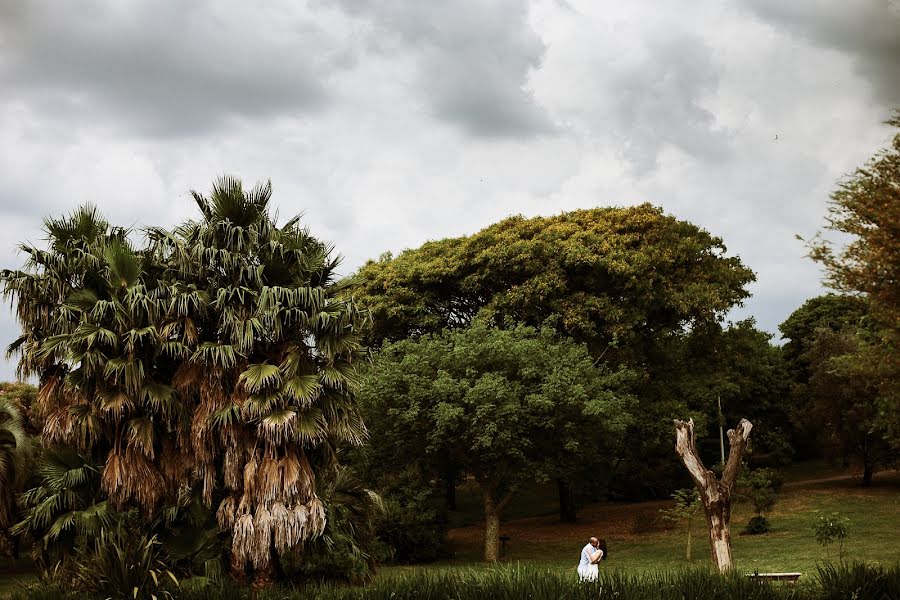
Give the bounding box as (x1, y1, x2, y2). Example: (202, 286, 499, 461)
(744, 515, 771, 535)
(739, 468, 784, 519)
(374, 496, 448, 564)
(74, 523, 179, 600)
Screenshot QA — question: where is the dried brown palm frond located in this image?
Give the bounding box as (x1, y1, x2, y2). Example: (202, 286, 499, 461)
(255, 456, 280, 507)
(307, 496, 326, 538)
(35, 374, 63, 418)
(97, 388, 133, 419)
(172, 362, 204, 393)
(203, 465, 216, 506)
(217, 495, 238, 530)
(101, 447, 165, 510)
(126, 416, 155, 458)
(269, 501, 291, 550)
(251, 506, 273, 569)
(290, 503, 309, 545)
(224, 445, 245, 491)
(158, 439, 192, 488)
(279, 452, 301, 501)
(231, 513, 254, 571)
(41, 407, 75, 446)
(258, 407, 296, 445)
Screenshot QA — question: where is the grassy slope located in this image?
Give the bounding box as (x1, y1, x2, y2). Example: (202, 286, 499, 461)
(387, 469, 899, 579)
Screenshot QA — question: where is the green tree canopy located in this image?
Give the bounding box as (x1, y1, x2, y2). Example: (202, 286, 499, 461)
(808, 112, 900, 447)
(357, 323, 634, 561)
(355, 203, 754, 354)
(800, 327, 893, 485)
(354, 204, 757, 498)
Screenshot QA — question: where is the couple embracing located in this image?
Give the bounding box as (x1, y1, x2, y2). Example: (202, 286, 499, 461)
(577, 536, 606, 581)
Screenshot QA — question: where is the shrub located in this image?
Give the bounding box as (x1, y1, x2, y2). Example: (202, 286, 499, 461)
(74, 523, 179, 600)
(374, 496, 448, 564)
(813, 511, 850, 560)
(659, 488, 701, 560)
(744, 515, 771, 535)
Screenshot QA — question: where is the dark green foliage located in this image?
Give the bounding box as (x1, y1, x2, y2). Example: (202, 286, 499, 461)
(354, 205, 758, 501)
(808, 113, 900, 449)
(9, 562, 899, 600)
(739, 468, 784, 530)
(280, 466, 384, 584)
(73, 522, 178, 600)
(374, 496, 447, 564)
(815, 561, 900, 600)
(357, 323, 634, 559)
(744, 516, 771, 535)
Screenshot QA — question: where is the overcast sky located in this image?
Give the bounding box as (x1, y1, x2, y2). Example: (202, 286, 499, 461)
(1, 0, 898, 380)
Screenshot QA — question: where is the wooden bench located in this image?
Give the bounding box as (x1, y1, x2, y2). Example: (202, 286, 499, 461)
(745, 572, 802, 584)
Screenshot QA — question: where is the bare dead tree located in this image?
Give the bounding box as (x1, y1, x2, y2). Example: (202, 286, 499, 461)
(673, 418, 753, 572)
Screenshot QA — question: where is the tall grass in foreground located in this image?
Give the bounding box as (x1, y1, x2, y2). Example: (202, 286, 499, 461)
(6, 562, 898, 600)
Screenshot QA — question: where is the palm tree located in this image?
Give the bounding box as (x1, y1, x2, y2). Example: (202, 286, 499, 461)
(0, 396, 31, 555)
(2, 206, 179, 514)
(150, 177, 369, 585)
(3, 179, 370, 587)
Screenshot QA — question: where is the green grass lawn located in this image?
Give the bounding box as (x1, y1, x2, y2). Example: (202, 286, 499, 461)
(387, 469, 900, 580)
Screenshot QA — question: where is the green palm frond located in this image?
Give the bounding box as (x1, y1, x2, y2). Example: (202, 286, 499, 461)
(190, 342, 242, 368)
(140, 380, 176, 416)
(208, 402, 241, 429)
(238, 363, 282, 393)
(71, 323, 118, 350)
(282, 374, 322, 406)
(127, 417, 155, 457)
(293, 407, 327, 444)
(241, 391, 280, 420)
(103, 238, 142, 289)
(65, 288, 100, 312)
(104, 356, 146, 393)
(43, 204, 109, 251)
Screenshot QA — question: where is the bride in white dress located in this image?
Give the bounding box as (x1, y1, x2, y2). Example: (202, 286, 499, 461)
(577, 537, 604, 581)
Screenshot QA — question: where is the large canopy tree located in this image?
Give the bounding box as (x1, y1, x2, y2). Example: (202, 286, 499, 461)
(357, 324, 634, 561)
(355, 204, 756, 499)
(355, 203, 753, 351)
(808, 112, 900, 448)
(1, 177, 369, 586)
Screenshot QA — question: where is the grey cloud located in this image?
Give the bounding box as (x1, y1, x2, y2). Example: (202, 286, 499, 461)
(741, 0, 900, 107)
(0, 0, 348, 137)
(332, 0, 555, 138)
(599, 30, 732, 174)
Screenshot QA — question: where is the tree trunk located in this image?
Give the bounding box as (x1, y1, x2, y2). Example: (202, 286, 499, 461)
(252, 560, 277, 591)
(862, 462, 874, 487)
(445, 476, 457, 511)
(229, 549, 246, 583)
(674, 418, 753, 573)
(482, 486, 501, 562)
(557, 479, 577, 523)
